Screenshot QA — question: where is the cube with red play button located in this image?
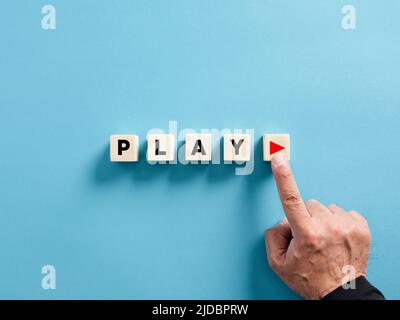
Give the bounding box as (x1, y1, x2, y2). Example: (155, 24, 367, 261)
(263, 134, 290, 161)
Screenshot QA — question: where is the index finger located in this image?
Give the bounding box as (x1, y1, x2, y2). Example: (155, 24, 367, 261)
(271, 154, 310, 232)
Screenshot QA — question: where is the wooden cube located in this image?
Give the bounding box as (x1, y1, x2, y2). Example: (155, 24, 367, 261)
(147, 134, 175, 161)
(263, 134, 290, 161)
(110, 135, 139, 162)
(185, 134, 212, 162)
(223, 134, 251, 162)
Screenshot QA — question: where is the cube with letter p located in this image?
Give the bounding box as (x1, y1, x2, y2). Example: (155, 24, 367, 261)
(110, 135, 139, 162)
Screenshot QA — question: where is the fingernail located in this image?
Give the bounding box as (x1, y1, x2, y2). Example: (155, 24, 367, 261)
(271, 153, 286, 168)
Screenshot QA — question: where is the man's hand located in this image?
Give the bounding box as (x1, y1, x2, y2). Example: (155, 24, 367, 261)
(265, 154, 371, 300)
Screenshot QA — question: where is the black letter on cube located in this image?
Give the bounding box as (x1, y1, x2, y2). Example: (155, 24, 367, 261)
(118, 140, 130, 155)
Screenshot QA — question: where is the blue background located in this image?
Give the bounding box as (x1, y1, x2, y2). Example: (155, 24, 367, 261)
(0, 0, 399, 299)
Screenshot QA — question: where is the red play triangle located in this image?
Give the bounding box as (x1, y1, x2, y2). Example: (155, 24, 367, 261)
(270, 141, 285, 155)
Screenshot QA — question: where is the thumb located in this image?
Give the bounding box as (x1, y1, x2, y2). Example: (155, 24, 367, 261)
(265, 219, 292, 271)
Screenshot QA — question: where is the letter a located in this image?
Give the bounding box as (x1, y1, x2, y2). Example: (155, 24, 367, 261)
(41, 265, 56, 289)
(42, 5, 56, 30)
(341, 5, 356, 30)
(192, 140, 206, 156)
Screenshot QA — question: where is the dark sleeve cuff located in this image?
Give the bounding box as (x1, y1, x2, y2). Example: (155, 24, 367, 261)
(322, 276, 385, 300)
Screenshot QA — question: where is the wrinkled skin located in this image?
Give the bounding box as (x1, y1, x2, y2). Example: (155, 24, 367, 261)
(265, 154, 370, 300)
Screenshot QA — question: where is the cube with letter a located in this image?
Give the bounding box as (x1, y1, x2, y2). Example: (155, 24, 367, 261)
(185, 134, 212, 162)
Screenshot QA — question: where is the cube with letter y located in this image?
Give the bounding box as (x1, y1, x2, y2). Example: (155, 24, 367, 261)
(110, 135, 139, 162)
(223, 134, 251, 162)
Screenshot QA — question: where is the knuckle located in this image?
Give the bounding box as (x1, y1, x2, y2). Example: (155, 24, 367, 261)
(327, 204, 336, 210)
(292, 247, 303, 261)
(360, 216, 369, 226)
(306, 199, 318, 205)
(352, 225, 371, 242)
(265, 228, 276, 239)
(342, 223, 356, 237)
(354, 211, 368, 224)
(302, 231, 322, 249)
(329, 223, 342, 237)
(282, 192, 303, 208)
(307, 199, 322, 211)
(362, 229, 372, 242)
